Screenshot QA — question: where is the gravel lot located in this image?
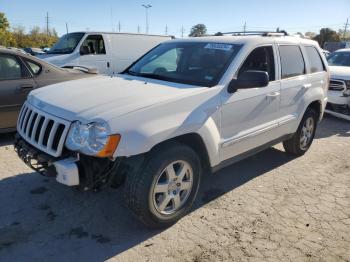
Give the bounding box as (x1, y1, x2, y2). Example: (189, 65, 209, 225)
(0, 115, 349, 262)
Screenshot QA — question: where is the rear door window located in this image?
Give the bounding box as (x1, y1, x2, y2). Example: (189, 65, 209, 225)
(304, 46, 325, 73)
(0, 55, 31, 80)
(279, 45, 305, 79)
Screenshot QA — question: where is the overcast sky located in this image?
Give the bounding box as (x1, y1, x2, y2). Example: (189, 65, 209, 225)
(1, 0, 349, 37)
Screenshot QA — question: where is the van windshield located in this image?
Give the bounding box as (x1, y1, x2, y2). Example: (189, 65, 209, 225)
(47, 32, 85, 54)
(125, 42, 241, 87)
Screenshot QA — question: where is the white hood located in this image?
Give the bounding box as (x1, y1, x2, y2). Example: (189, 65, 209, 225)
(329, 66, 350, 80)
(28, 75, 206, 123)
(36, 53, 77, 67)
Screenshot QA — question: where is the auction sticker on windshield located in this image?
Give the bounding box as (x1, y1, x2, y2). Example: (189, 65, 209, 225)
(204, 43, 233, 51)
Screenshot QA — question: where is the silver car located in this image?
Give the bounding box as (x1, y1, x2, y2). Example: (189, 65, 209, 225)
(0, 47, 95, 133)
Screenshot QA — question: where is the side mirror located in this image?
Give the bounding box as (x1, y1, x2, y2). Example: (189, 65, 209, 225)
(80, 46, 90, 56)
(228, 70, 269, 93)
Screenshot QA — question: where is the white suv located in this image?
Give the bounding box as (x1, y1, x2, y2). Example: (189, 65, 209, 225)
(325, 48, 350, 120)
(15, 32, 329, 228)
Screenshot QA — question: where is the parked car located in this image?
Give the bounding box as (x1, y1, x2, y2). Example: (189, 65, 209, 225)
(15, 32, 329, 228)
(36, 32, 173, 75)
(23, 47, 46, 56)
(325, 48, 350, 120)
(0, 47, 96, 133)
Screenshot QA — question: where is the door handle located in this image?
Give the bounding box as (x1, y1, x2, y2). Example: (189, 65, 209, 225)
(17, 84, 34, 92)
(266, 92, 280, 98)
(302, 83, 312, 89)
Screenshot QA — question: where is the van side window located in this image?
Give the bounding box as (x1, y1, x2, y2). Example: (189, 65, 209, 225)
(304, 46, 326, 73)
(81, 35, 106, 55)
(238, 46, 275, 81)
(279, 45, 305, 79)
(0, 55, 30, 80)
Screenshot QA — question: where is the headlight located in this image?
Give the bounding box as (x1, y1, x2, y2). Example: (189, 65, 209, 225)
(66, 121, 120, 157)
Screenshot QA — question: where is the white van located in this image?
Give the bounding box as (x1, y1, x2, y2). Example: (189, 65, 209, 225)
(38, 32, 172, 75)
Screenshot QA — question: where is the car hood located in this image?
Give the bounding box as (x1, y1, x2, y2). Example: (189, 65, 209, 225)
(37, 53, 76, 67)
(329, 66, 350, 80)
(28, 74, 206, 123)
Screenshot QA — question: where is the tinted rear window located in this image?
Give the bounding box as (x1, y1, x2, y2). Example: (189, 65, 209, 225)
(279, 45, 305, 79)
(305, 46, 325, 73)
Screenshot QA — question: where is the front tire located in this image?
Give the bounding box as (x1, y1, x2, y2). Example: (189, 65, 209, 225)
(123, 142, 201, 228)
(283, 108, 318, 156)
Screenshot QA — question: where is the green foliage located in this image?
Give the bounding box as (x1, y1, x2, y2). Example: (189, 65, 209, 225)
(313, 28, 341, 47)
(0, 12, 58, 48)
(189, 24, 207, 37)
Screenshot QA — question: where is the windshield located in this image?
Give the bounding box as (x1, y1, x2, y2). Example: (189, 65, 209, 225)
(125, 42, 241, 87)
(327, 52, 350, 67)
(48, 32, 85, 54)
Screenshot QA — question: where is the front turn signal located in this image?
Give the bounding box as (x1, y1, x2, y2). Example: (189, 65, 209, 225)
(96, 134, 121, 158)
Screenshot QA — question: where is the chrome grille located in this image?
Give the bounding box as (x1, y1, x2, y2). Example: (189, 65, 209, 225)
(329, 79, 346, 92)
(17, 102, 70, 157)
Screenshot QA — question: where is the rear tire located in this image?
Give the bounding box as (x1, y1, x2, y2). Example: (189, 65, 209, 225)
(123, 142, 201, 228)
(283, 108, 318, 156)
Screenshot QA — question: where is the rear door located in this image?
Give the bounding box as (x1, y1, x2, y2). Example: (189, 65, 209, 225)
(277, 45, 308, 134)
(0, 54, 36, 130)
(78, 34, 110, 74)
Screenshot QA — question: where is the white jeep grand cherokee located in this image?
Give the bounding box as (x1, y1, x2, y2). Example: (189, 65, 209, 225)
(15, 32, 329, 228)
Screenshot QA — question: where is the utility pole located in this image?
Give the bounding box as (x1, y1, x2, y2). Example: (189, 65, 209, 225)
(181, 26, 185, 38)
(142, 4, 152, 34)
(343, 18, 349, 40)
(243, 22, 247, 35)
(118, 21, 121, 32)
(45, 12, 50, 36)
(65, 22, 68, 34)
(137, 25, 141, 33)
(165, 25, 168, 35)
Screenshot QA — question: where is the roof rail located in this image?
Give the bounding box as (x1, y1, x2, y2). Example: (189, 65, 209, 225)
(213, 30, 289, 37)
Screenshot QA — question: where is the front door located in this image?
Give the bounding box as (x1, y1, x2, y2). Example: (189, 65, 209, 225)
(0, 54, 36, 130)
(78, 34, 110, 74)
(220, 45, 281, 161)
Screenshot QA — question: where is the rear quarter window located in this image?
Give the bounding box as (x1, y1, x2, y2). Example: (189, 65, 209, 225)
(304, 46, 325, 73)
(279, 45, 305, 79)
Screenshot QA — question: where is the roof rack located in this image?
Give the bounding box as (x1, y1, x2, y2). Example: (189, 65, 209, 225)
(213, 30, 289, 37)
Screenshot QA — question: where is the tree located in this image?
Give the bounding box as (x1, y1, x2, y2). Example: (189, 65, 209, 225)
(0, 12, 9, 30)
(0, 12, 16, 46)
(189, 24, 207, 37)
(313, 28, 340, 48)
(305, 31, 316, 39)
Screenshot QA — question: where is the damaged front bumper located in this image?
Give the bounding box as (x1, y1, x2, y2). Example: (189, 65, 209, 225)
(14, 134, 123, 190)
(325, 91, 350, 121)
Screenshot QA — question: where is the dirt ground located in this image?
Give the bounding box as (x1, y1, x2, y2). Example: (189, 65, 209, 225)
(0, 115, 349, 262)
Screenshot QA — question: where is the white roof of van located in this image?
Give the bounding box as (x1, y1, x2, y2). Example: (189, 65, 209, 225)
(71, 31, 172, 38)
